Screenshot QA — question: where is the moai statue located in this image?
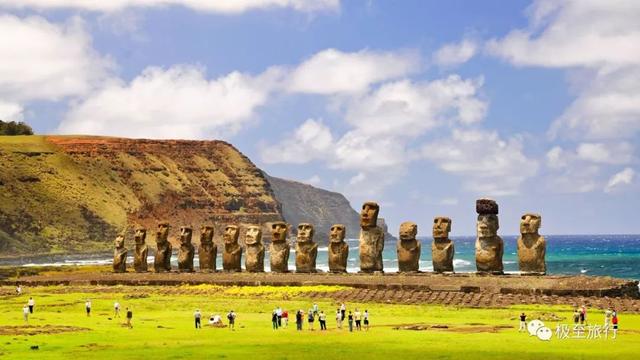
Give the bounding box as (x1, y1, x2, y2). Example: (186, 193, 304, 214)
(397, 222, 420, 273)
(154, 222, 173, 273)
(244, 225, 265, 272)
(269, 221, 290, 273)
(359, 202, 384, 273)
(198, 225, 217, 272)
(328, 224, 349, 273)
(517, 213, 546, 274)
(177, 226, 195, 272)
(222, 225, 242, 272)
(431, 217, 454, 273)
(133, 228, 148, 273)
(113, 233, 128, 273)
(475, 199, 504, 274)
(295, 223, 318, 273)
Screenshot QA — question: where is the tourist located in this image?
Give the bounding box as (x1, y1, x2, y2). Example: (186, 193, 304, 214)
(85, 299, 92, 317)
(340, 303, 346, 321)
(126, 307, 133, 328)
(580, 305, 586, 325)
(348, 311, 354, 332)
(313, 303, 319, 316)
(354, 308, 362, 331)
(612, 309, 618, 339)
(272, 310, 279, 330)
(23, 304, 29, 323)
(227, 310, 236, 330)
(194, 309, 202, 329)
(308, 309, 315, 330)
(573, 309, 580, 325)
(16, 284, 22, 295)
(27, 297, 35, 314)
(114, 301, 121, 318)
(336, 308, 342, 329)
(296, 310, 303, 331)
(319, 311, 327, 330)
(276, 306, 283, 327)
(282, 309, 289, 327)
(519, 312, 527, 332)
(363, 310, 369, 331)
(604, 307, 612, 327)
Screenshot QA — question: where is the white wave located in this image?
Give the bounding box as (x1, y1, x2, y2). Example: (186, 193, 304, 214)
(453, 259, 472, 267)
(503, 261, 516, 265)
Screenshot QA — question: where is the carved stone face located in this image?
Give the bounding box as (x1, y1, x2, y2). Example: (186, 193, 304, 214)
(180, 226, 192, 245)
(329, 224, 346, 243)
(360, 202, 379, 229)
(156, 223, 169, 244)
(115, 234, 125, 249)
(134, 228, 146, 245)
(399, 222, 417, 241)
(245, 225, 262, 245)
(520, 213, 541, 235)
(271, 222, 288, 243)
(433, 217, 452, 239)
(297, 223, 314, 243)
(223, 225, 239, 245)
(477, 214, 499, 238)
(200, 226, 214, 244)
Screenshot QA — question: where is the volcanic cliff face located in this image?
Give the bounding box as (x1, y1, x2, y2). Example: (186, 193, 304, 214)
(0, 136, 282, 255)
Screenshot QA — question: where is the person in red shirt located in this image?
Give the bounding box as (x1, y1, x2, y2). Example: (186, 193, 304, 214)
(612, 310, 619, 339)
(282, 310, 289, 328)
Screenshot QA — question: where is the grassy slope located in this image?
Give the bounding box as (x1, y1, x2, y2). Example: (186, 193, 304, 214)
(1, 285, 638, 359)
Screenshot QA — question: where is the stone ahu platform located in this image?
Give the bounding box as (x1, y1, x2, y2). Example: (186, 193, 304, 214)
(4, 272, 639, 299)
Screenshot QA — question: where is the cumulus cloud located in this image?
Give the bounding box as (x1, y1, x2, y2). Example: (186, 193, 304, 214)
(432, 39, 478, 67)
(0, 101, 24, 122)
(260, 118, 333, 164)
(57, 65, 280, 139)
(422, 129, 538, 196)
(576, 142, 634, 165)
(0, 0, 340, 14)
(0, 14, 111, 102)
(605, 167, 635, 193)
(287, 48, 420, 94)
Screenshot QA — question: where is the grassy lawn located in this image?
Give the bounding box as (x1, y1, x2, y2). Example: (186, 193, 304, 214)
(0, 285, 638, 359)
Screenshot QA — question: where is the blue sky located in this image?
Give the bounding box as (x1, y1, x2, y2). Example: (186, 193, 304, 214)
(1, 0, 639, 235)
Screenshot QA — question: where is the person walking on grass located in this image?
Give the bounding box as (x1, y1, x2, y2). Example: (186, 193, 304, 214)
(16, 284, 22, 295)
(348, 311, 354, 332)
(272, 310, 279, 330)
(126, 307, 133, 328)
(308, 309, 315, 330)
(23, 304, 29, 323)
(194, 309, 202, 329)
(85, 299, 92, 317)
(114, 301, 121, 318)
(276, 306, 283, 327)
(580, 305, 587, 325)
(612, 309, 619, 339)
(340, 303, 346, 321)
(319, 311, 327, 331)
(363, 310, 369, 331)
(227, 310, 236, 330)
(296, 310, 303, 331)
(336, 309, 342, 329)
(282, 309, 289, 328)
(573, 309, 580, 325)
(604, 307, 613, 328)
(519, 312, 527, 332)
(354, 308, 362, 331)
(313, 303, 319, 316)
(28, 297, 35, 314)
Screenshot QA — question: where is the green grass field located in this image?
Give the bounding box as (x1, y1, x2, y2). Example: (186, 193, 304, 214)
(1, 285, 638, 359)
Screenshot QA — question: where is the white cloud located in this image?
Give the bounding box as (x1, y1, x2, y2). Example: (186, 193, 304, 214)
(303, 175, 322, 186)
(576, 142, 634, 165)
(605, 167, 635, 193)
(0, 101, 24, 122)
(57, 65, 280, 139)
(260, 118, 333, 164)
(0, 0, 340, 14)
(287, 48, 420, 94)
(422, 129, 538, 196)
(432, 39, 477, 67)
(0, 14, 111, 102)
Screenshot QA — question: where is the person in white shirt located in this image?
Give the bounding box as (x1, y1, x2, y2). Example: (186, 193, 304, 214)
(336, 309, 342, 329)
(27, 297, 35, 314)
(114, 301, 121, 318)
(16, 285, 22, 295)
(340, 303, 346, 321)
(194, 309, 202, 329)
(354, 309, 362, 331)
(85, 300, 92, 317)
(363, 310, 370, 331)
(276, 306, 283, 327)
(23, 305, 29, 322)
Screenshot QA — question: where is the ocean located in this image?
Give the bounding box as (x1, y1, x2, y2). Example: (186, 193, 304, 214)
(17, 234, 640, 280)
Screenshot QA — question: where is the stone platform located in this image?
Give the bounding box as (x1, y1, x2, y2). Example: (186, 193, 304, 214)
(3, 272, 638, 299)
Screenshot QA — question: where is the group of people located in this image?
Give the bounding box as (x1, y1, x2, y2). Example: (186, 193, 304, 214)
(271, 307, 289, 329)
(286, 303, 369, 332)
(21, 296, 35, 322)
(518, 305, 620, 338)
(194, 309, 237, 329)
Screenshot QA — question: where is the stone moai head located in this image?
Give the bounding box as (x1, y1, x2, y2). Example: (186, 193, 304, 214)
(245, 225, 262, 245)
(200, 225, 214, 245)
(360, 202, 379, 229)
(223, 225, 239, 245)
(297, 223, 314, 243)
(271, 221, 288, 243)
(156, 222, 170, 244)
(476, 198, 499, 238)
(134, 228, 147, 245)
(329, 224, 346, 243)
(180, 226, 193, 245)
(115, 234, 125, 249)
(399, 222, 418, 241)
(520, 213, 541, 235)
(432, 217, 452, 239)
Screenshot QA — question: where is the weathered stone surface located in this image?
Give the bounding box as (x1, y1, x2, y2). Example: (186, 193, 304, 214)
(328, 224, 348, 273)
(359, 202, 384, 273)
(244, 225, 264, 273)
(177, 226, 195, 272)
(432, 217, 454, 273)
(295, 223, 318, 273)
(397, 222, 420, 273)
(475, 211, 504, 274)
(517, 213, 546, 274)
(153, 222, 172, 273)
(198, 225, 216, 272)
(476, 198, 499, 215)
(133, 228, 148, 273)
(269, 221, 290, 273)
(112, 234, 127, 273)
(222, 225, 242, 272)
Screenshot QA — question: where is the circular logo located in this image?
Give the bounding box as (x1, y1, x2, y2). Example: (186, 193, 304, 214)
(536, 326, 552, 341)
(527, 319, 544, 336)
